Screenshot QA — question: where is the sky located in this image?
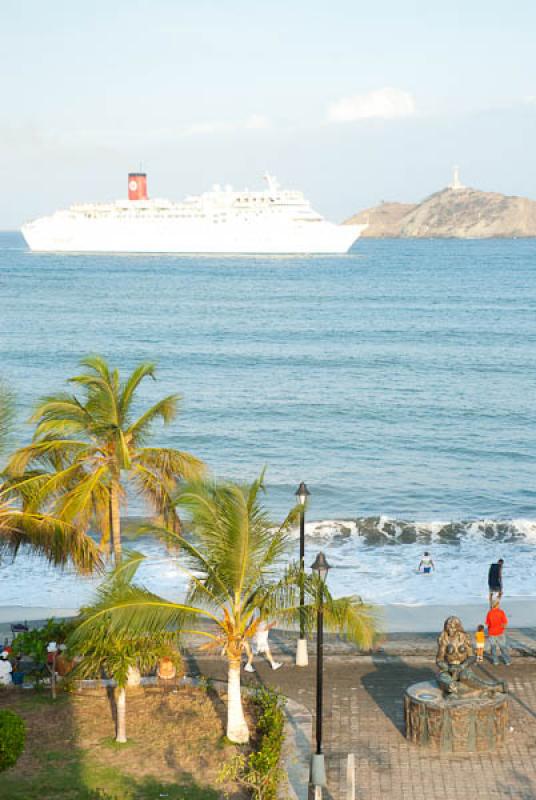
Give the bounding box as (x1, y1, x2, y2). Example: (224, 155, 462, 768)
(1, 0, 536, 228)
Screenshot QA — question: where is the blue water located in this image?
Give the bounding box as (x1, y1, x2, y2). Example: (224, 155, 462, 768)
(1, 232, 536, 606)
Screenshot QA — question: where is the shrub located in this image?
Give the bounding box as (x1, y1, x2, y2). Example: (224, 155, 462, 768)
(248, 687, 286, 799)
(220, 686, 286, 800)
(0, 709, 26, 772)
(11, 619, 75, 665)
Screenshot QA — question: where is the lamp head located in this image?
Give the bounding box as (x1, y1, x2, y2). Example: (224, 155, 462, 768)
(311, 551, 331, 583)
(295, 481, 311, 506)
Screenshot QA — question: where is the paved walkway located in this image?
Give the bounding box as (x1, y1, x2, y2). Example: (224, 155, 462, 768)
(5, 617, 536, 799)
(188, 649, 536, 800)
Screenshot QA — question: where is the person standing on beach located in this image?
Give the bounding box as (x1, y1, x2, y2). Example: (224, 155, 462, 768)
(418, 552, 435, 574)
(488, 559, 504, 606)
(486, 600, 511, 666)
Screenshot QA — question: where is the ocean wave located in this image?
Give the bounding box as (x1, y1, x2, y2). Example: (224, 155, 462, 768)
(297, 516, 536, 545)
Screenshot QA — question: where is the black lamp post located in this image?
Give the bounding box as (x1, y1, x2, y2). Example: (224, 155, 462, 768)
(295, 482, 310, 666)
(310, 551, 330, 792)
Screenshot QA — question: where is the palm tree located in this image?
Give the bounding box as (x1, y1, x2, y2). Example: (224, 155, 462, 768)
(73, 474, 378, 743)
(0, 381, 101, 574)
(6, 356, 206, 562)
(68, 589, 181, 743)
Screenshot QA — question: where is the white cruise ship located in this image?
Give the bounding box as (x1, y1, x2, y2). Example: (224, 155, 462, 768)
(21, 172, 366, 255)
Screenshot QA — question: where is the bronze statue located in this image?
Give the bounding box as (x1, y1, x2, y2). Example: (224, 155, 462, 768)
(436, 616, 507, 697)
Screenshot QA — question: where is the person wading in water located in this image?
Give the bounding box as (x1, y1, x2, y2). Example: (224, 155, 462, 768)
(418, 552, 435, 574)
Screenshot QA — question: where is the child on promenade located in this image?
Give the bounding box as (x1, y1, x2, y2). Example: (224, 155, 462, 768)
(475, 624, 486, 662)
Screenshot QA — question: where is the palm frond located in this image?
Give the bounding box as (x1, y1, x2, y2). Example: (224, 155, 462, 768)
(127, 396, 180, 445)
(130, 464, 180, 532)
(31, 393, 90, 428)
(242, 503, 301, 597)
(0, 463, 88, 512)
(178, 477, 292, 601)
(246, 467, 266, 511)
(79, 354, 112, 378)
(136, 447, 206, 482)
(6, 439, 92, 477)
(73, 584, 219, 639)
(100, 549, 147, 587)
(321, 593, 380, 651)
(116, 429, 132, 470)
(119, 362, 156, 417)
(0, 507, 102, 575)
(257, 566, 380, 650)
(139, 522, 233, 605)
(55, 465, 109, 526)
(68, 357, 122, 427)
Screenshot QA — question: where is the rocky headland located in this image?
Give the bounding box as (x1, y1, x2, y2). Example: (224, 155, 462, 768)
(345, 186, 536, 238)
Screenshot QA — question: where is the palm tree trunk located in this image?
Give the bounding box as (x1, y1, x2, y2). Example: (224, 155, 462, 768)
(110, 478, 121, 562)
(116, 686, 127, 743)
(99, 525, 111, 556)
(99, 500, 112, 556)
(226, 657, 249, 743)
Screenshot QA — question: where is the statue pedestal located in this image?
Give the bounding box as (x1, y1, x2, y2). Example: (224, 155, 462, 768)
(404, 681, 508, 752)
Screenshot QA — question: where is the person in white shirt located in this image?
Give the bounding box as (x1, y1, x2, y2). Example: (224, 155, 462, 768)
(418, 552, 435, 574)
(244, 619, 282, 672)
(0, 651, 13, 686)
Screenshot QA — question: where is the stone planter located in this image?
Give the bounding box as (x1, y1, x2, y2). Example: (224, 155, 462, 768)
(404, 680, 508, 753)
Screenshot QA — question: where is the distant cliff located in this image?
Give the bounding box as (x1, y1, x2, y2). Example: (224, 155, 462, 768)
(345, 187, 536, 238)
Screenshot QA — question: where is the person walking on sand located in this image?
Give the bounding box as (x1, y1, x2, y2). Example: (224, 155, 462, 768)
(486, 600, 511, 666)
(418, 552, 435, 574)
(488, 559, 504, 606)
(244, 619, 282, 672)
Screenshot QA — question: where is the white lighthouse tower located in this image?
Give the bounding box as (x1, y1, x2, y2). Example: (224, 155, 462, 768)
(449, 165, 465, 191)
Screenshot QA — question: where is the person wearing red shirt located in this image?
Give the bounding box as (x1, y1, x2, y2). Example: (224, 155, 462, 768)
(485, 601, 511, 666)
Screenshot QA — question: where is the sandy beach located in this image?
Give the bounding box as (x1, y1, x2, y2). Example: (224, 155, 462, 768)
(382, 597, 536, 633)
(2, 597, 534, 635)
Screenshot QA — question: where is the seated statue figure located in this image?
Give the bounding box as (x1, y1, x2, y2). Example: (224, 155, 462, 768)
(436, 616, 507, 698)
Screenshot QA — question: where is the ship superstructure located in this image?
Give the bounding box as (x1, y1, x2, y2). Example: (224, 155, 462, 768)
(22, 172, 366, 254)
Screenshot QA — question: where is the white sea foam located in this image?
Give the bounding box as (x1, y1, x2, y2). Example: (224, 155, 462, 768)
(1, 518, 536, 611)
(289, 516, 536, 605)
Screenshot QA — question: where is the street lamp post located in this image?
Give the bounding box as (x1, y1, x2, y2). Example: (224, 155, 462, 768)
(310, 551, 331, 794)
(295, 481, 310, 667)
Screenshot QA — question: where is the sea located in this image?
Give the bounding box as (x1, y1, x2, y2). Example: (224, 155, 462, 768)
(1, 231, 536, 610)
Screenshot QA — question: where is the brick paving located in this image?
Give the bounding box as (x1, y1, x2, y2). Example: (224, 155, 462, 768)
(189, 652, 536, 800)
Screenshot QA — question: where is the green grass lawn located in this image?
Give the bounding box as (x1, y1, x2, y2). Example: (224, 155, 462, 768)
(1, 763, 219, 800)
(0, 688, 244, 800)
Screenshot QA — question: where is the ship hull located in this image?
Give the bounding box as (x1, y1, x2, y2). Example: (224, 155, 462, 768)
(21, 217, 366, 255)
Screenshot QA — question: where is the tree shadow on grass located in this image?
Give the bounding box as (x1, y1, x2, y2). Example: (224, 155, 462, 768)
(182, 649, 231, 733)
(105, 684, 118, 731)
